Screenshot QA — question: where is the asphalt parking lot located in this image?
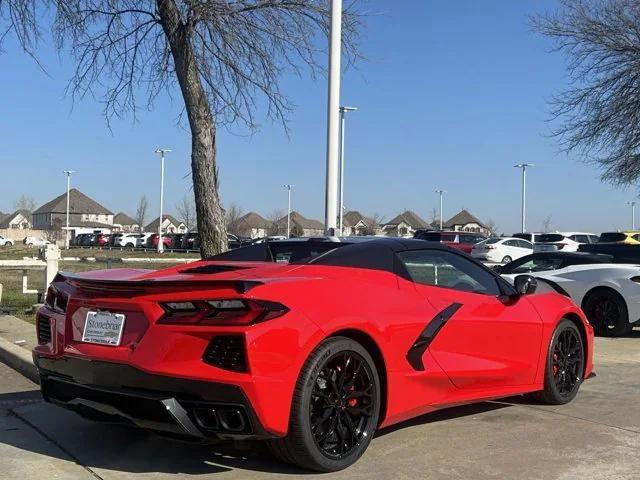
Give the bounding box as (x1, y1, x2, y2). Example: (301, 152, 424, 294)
(1, 332, 639, 480)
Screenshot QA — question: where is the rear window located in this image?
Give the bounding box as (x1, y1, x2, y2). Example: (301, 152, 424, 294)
(416, 232, 442, 241)
(599, 232, 627, 242)
(513, 233, 531, 241)
(485, 238, 502, 244)
(537, 234, 565, 243)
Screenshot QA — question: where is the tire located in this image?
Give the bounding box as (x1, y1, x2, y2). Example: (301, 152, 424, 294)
(125, 243, 135, 248)
(583, 288, 631, 337)
(501, 256, 512, 264)
(532, 319, 585, 405)
(267, 336, 381, 472)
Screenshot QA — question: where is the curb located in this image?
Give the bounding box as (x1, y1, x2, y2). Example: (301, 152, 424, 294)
(0, 336, 39, 384)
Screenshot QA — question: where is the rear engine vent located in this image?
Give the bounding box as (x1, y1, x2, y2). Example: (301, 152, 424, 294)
(203, 336, 247, 372)
(180, 264, 249, 275)
(37, 316, 52, 345)
(45, 286, 68, 313)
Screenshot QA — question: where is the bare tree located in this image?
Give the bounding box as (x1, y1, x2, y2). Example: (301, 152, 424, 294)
(175, 194, 196, 232)
(534, 1, 640, 186)
(0, 1, 362, 256)
(225, 203, 244, 235)
(542, 215, 553, 232)
(135, 195, 149, 232)
(362, 213, 384, 235)
(266, 209, 285, 236)
(428, 208, 439, 226)
(485, 219, 498, 236)
(13, 194, 37, 212)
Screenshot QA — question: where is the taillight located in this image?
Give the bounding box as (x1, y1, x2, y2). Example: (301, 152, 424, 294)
(158, 299, 288, 326)
(630, 276, 640, 283)
(45, 286, 68, 313)
(556, 243, 567, 250)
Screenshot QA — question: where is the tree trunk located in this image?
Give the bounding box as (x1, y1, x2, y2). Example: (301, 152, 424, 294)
(156, 0, 227, 257)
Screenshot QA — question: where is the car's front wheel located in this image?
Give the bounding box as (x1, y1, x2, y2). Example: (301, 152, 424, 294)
(501, 255, 512, 263)
(267, 336, 381, 472)
(533, 319, 585, 405)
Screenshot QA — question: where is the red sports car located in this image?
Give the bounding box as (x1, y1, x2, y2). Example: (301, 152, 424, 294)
(33, 238, 593, 472)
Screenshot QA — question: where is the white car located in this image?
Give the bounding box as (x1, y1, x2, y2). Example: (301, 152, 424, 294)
(532, 232, 599, 252)
(136, 233, 153, 248)
(23, 236, 49, 247)
(500, 251, 640, 336)
(113, 233, 140, 248)
(0, 235, 14, 246)
(471, 237, 533, 263)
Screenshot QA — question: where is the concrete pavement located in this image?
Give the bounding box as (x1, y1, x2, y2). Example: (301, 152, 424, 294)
(0, 329, 639, 479)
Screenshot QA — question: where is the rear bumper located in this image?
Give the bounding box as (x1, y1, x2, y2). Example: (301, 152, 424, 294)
(34, 355, 276, 441)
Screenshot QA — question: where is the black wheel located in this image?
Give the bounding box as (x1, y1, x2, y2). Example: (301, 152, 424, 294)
(533, 319, 585, 405)
(501, 256, 512, 263)
(583, 288, 631, 337)
(267, 336, 380, 472)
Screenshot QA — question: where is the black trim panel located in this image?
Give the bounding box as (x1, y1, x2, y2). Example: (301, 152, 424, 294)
(406, 303, 462, 371)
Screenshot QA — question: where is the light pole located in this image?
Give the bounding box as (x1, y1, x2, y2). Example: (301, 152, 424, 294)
(338, 106, 357, 236)
(154, 149, 171, 253)
(514, 163, 535, 233)
(63, 170, 75, 249)
(435, 189, 446, 230)
(284, 184, 294, 238)
(628, 201, 637, 230)
(324, 0, 342, 236)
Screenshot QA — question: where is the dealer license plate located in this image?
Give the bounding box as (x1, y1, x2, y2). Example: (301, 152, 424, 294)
(82, 311, 126, 346)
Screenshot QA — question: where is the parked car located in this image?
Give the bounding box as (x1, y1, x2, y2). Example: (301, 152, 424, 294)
(35, 238, 593, 471)
(181, 232, 199, 250)
(530, 232, 599, 253)
(228, 233, 252, 249)
(149, 233, 173, 249)
(93, 233, 110, 247)
(169, 233, 185, 249)
(0, 235, 14, 246)
(113, 233, 140, 248)
(72, 234, 89, 246)
(471, 237, 533, 263)
(597, 231, 640, 244)
(500, 251, 640, 336)
(136, 233, 153, 248)
(23, 236, 49, 247)
(413, 230, 487, 254)
(80, 234, 96, 246)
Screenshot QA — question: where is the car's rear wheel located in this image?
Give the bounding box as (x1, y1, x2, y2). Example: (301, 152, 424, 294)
(267, 336, 380, 472)
(583, 288, 631, 337)
(501, 255, 512, 263)
(532, 319, 585, 405)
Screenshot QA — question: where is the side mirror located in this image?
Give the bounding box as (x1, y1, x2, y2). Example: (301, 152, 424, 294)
(514, 275, 537, 296)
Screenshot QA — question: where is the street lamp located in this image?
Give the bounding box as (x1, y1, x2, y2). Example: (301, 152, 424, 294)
(514, 163, 535, 232)
(338, 106, 357, 236)
(324, 0, 342, 236)
(63, 170, 75, 249)
(154, 148, 171, 253)
(435, 189, 446, 230)
(627, 201, 637, 230)
(284, 184, 294, 238)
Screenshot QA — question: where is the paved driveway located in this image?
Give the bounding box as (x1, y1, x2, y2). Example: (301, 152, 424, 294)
(1, 334, 639, 480)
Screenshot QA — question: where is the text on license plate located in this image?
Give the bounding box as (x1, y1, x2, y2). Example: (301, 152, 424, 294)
(82, 311, 126, 346)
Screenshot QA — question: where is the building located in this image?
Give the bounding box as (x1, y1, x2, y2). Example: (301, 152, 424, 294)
(32, 189, 114, 235)
(443, 209, 490, 235)
(229, 212, 272, 238)
(342, 211, 380, 236)
(112, 212, 140, 232)
(145, 215, 187, 234)
(0, 209, 32, 229)
(382, 210, 429, 237)
(274, 211, 324, 237)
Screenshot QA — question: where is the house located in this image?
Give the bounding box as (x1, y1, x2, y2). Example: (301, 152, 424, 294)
(382, 210, 429, 237)
(145, 215, 187, 234)
(229, 212, 272, 238)
(443, 209, 490, 235)
(0, 209, 32, 229)
(274, 211, 324, 237)
(32, 188, 114, 235)
(342, 211, 380, 236)
(112, 212, 140, 232)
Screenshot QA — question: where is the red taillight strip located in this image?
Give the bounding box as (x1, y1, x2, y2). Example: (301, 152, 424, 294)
(157, 299, 289, 326)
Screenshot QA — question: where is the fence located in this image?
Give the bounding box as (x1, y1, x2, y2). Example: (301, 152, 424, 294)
(0, 244, 59, 305)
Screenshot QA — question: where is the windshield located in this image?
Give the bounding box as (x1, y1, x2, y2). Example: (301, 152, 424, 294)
(599, 232, 627, 242)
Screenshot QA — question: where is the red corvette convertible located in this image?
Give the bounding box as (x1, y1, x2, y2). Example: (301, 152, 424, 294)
(33, 238, 593, 472)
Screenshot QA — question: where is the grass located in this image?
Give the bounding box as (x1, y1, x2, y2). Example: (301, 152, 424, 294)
(0, 244, 200, 261)
(0, 260, 190, 324)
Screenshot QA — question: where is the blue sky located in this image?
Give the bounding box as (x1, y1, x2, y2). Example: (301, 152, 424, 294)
(0, 0, 635, 234)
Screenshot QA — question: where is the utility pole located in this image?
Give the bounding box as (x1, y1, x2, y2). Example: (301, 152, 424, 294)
(628, 201, 637, 230)
(338, 106, 357, 236)
(63, 170, 74, 249)
(435, 189, 446, 230)
(514, 164, 535, 232)
(324, 0, 342, 236)
(284, 184, 294, 238)
(155, 149, 171, 253)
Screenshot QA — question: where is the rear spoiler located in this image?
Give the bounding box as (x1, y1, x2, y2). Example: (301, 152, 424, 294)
(54, 272, 263, 295)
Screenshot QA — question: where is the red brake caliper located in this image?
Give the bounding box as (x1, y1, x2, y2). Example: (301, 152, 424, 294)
(552, 353, 559, 375)
(347, 386, 357, 407)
